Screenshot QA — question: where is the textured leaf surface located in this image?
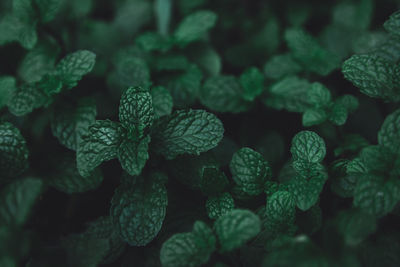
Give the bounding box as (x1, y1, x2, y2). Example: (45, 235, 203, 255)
(342, 54, 400, 101)
(288, 176, 325, 211)
(206, 192, 234, 220)
(0, 177, 43, 226)
(230, 147, 271, 195)
(51, 98, 97, 150)
(117, 136, 150, 176)
(266, 191, 296, 225)
(0, 122, 29, 179)
(77, 120, 123, 177)
(56, 50, 96, 89)
(291, 131, 326, 163)
(200, 75, 248, 113)
(7, 83, 48, 116)
(214, 209, 261, 252)
(353, 174, 400, 217)
(239, 67, 264, 101)
(118, 86, 153, 137)
(384, 10, 400, 37)
(152, 109, 224, 159)
(264, 76, 311, 112)
(308, 82, 331, 107)
(151, 86, 173, 118)
(110, 174, 167, 246)
(50, 152, 103, 194)
(378, 109, 400, 154)
(174, 10, 217, 46)
(160, 221, 216, 267)
(0, 76, 16, 108)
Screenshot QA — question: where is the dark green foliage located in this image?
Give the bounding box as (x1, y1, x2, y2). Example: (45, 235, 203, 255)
(1, 1, 400, 266)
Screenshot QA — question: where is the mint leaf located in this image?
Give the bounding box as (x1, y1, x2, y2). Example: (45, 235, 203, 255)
(266, 191, 296, 225)
(51, 98, 97, 151)
(239, 67, 265, 101)
(0, 76, 16, 108)
(353, 174, 400, 217)
(118, 86, 154, 137)
(342, 54, 400, 101)
(229, 147, 271, 196)
(263, 54, 302, 80)
(378, 109, 400, 154)
(308, 82, 332, 108)
(384, 10, 400, 37)
(0, 122, 29, 179)
(302, 108, 328, 127)
(0, 177, 43, 226)
(288, 174, 325, 211)
(35, 0, 62, 23)
(151, 86, 173, 118)
(84, 216, 126, 264)
(152, 109, 224, 159)
(50, 152, 103, 194)
(110, 173, 167, 246)
(200, 75, 249, 113)
(329, 102, 348, 126)
(160, 221, 216, 267)
(174, 10, 217, 46)
(206, 192, 235, 220)
(77, 120, 123, 177)
(290, 131, 326, 163)
(7, 83, 48, 116)
(285, 28, 340, 76)
(56, 50, 96, 89)
(117, 136, 150, 176)
(214, 209, 261, 252)
(263, 76, 311, 112)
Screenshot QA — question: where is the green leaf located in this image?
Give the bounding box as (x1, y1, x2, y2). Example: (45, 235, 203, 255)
(307, 82, 331, 108)
(84, 216, 126, 264)
(117, 136, 150, 176)
(152, 109, 224, 160)
(229, 147, 271, 196)
(266, 191, 296, 225)
(154, 0, 172, 36)
(17, 41, 59, 83)
(174, 10, 217, 46)
(77, 120, 123, 177)
(135, 32, 173, 52)
(150, 86, 173, 118)
(290, 131, 326, 163)
(384, 10, 400, 37)
(239, 67, 265, 101)
(336, 209, 376, 246)
(342, 54, 400, 101)
(56, 50, 96, 89)
(51, 98, 97, 150)
(214, 209, 261, 252)
(335, 95, 359, 113)
(200, 75, 249, 113)
(160, 221, 216, 267)
(329, 102, 348, 126)
(0, 76, 16, 108)
(35, 0, 62, 23)
(0, 14, 37, 49)
(118, 86, 154, 137)
(0, 177, 43, 226)
(353, 174, 400, 217)
(50, 152, 103, 194)
(0, 122, 29, 179)
(287, 174, 325, 211)
(167, 64, 202, 108)
(7, 83, 48, 116)
(263, 54, 302, 80)
(110, 173, 168, 246)
(285, 28, 340, 76)
(378, 108, 400, 154)
(302, 108, 328, 127)
(206, 192, 234, 220)
(263, 76, 311, 112)
(190, 45, 221, 77)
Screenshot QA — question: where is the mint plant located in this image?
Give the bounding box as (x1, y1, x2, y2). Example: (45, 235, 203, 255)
(1, 0, 400, 266)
